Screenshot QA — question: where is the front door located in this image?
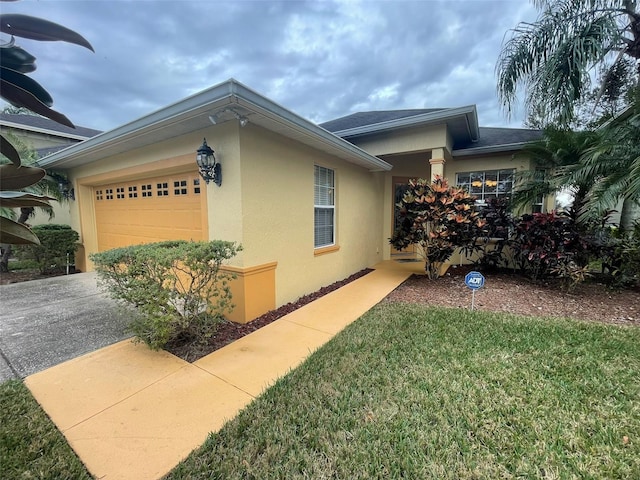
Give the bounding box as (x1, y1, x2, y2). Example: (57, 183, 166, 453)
(391, 176, 416, 256)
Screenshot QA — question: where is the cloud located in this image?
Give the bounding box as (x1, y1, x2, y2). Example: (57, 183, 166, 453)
(1, 0, 538, 131)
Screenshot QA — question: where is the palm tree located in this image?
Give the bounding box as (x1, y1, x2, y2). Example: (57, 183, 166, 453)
(497, 1, 640, 226)
(512, 127, 599, 220)
(497, 0, 639, 126)
(572, 101, 640, 224)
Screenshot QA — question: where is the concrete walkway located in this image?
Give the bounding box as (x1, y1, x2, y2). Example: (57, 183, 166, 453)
(25, 266, 413, 480)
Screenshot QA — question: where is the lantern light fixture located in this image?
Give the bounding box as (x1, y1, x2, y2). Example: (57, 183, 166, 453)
(196, 138, 221, 186)
(58, 179, 75, 200)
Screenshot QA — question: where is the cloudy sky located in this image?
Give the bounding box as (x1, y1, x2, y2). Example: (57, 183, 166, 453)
(2, 0, 539, 133)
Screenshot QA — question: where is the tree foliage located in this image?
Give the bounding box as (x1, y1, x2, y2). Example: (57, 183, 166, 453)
(0, 4, 93, 245)
(574, 98, 640, 218)
(513, 127, 599, 218)
(498, 1, 640, 225)
(497, 0, 639, 126)
(14, 224, 79, 274)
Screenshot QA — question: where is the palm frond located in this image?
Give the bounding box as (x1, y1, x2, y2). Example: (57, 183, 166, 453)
(497, 0, 634, 125)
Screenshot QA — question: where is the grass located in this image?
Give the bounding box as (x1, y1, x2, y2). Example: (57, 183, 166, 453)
(166, 304, 640, 479)
(2, 305, 639, 479)
(0, 380, 91, 480)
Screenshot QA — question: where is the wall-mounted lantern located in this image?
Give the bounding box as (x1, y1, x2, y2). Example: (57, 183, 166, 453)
(196, 138, 221, 186)
(58, 179, 75, 200)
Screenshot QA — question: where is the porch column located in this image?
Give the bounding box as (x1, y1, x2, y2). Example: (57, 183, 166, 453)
(429, 147, 446, 180)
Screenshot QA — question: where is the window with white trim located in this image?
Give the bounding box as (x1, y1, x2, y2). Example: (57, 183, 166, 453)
(532, 195, 545, 213)
(456, 169, 514, 204)
(532, 168, 546, 213)
(314, 165, 335, 248)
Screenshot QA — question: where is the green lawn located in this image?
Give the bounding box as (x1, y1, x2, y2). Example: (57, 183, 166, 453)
(2, 305, 639, 479)
(167, 304, 640, 479)
(0, 380, 91, 480)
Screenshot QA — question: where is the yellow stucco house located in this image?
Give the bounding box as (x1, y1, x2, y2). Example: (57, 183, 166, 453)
(39, 79, 542, 323)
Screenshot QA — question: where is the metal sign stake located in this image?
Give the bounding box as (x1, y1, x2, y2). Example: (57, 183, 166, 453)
(465, 271, 485, 311)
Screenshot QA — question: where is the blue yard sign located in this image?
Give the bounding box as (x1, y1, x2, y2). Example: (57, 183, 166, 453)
(464, 271, 485, 310)
(465, 271, 485, 290)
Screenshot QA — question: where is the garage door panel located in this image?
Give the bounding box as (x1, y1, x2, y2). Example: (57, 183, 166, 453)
(94, 173, 204, 251)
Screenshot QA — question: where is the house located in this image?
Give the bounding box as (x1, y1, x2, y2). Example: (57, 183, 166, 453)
(0, 112, 102, 225)
(38, 79, 543, 323)
(0, 112, 102, 151)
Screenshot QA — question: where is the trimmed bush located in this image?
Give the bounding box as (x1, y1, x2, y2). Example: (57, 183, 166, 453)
(90, 240, 242, 350)
(14, 224, 79, 274)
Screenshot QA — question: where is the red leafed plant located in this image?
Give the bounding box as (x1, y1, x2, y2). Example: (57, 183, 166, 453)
(390, 175, 486, 279)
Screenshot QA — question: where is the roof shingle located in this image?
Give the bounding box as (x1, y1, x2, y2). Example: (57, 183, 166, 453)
(320, 110, 542, 151)
(320, 109, 447, 133)
(0, 113, 102, 138)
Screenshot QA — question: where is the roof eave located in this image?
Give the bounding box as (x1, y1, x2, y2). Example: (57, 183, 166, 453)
(452, 142, 528, 157)
(38, 79, 391, 172)
(38, 81, 238, 168)
(0, 120, 92, 141)
(231, 85, 391, 171)
(331, 105, 480, 143)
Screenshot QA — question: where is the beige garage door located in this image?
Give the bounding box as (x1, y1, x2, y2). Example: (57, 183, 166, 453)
(94, 172, 205, 251)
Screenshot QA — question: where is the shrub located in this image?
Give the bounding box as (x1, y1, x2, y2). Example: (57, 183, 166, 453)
(511, 211, 589, 282)
(593, 221, 640, 287)
(90, 240, 242, 350)
(14, 224, 79, 274)
(390, 176, 486, 279)
(467, 197, 516, 272)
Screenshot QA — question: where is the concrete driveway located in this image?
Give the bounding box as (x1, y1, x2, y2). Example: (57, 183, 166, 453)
(0, 272, 131, 383)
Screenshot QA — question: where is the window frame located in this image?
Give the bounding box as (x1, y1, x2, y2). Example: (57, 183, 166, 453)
(455, 168, 515, 205)
(314, 165, 336, 249)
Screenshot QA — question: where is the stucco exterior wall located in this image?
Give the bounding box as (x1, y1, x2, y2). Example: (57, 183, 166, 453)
(61, 121, 386, 318)
(345, 124, 448, 157)
(383, 153, 432, 179)
(239, 125, 385, 307)
(29, 201, 72, 227)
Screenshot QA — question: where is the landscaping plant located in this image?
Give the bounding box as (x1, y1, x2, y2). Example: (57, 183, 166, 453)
(593, 220, 640, 287)
(90, 240, 241, 350)
(0, 9, 94, 245)
(390, 175, 486, 279)
(465, 197, 516, 272)
(511, 211, 590, 284)
(14, 224, 79, 274)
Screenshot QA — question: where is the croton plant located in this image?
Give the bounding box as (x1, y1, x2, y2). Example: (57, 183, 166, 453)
(390, 175, 487, 279)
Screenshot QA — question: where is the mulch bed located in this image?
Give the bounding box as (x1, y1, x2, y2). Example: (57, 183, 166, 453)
(165, 268, 374, 362)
